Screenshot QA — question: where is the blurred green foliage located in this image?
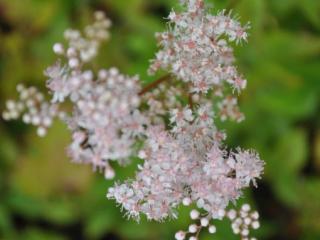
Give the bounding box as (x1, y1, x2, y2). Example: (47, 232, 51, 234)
(0, 0, 319, 239)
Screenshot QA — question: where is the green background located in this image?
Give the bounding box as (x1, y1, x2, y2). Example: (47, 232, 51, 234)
(0, 0, 319, 239)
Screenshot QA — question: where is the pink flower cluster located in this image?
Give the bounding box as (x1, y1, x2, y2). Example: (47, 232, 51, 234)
(4, 12, 147, 179)
(3, 1, 265, 239)
(107, 1, 263, 226)
(64, 67, 147, 179)
(108, 108, 263, 220)
(149, 0, 249, 94)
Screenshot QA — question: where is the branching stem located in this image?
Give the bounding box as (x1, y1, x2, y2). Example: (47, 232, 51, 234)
(139, 74, 171, 96)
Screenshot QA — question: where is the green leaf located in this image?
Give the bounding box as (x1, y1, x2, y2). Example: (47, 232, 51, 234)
(298, 0, 320, 29)
(267, 129, 307, 206)
(85, 209, 115, 239)
(19, 227, 66, 240)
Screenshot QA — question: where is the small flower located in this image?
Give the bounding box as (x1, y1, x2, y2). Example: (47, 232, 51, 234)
(232, 149, 264, 187)
(175, 231, 186, 240)
(208, 225, 216, 234)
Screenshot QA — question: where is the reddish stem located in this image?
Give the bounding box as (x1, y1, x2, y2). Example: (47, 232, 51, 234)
(139, 74, 171, 96)
(188, 92, 194, 109)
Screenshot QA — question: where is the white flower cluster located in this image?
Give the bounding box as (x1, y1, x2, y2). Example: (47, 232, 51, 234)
(108, 108, 263, 221)
(50, 31, 148, 178)
(65, 67, 147, 178)
(228, 204, 260, 239)
(149, 0, 249, 94)
(48, 11, 111, 103)
(175, 203, 260, 240)
(2, 84, 63, 137)
(174, 207, 218, 240)
(4, 12, 147, 179)
(3, 1, 265, 239)
(53, 11, 111, 65)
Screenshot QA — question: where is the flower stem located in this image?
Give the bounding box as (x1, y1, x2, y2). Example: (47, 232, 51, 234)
(188, 92, 194, 110)
(139, 74, 171, 96)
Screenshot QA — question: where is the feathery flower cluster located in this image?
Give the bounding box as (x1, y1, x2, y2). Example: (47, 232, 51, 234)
(107, 108, 263, 220)
(3, 1, 264, 239)
(4, 12, 147, 179)
(47, 12, 148, 178)
(64, 67, 147, 178)
(149, 0, 249, 95)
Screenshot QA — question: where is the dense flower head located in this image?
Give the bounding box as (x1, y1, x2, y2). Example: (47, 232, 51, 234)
(65, 67, 148, 177)
(3, 12, 147, 179)
(107, 109, 263, 221)
(46, 48, 148, 177)
(149, 0, 250, 95)
(56, 13, 148, 178)
(3, 3, 265, 239)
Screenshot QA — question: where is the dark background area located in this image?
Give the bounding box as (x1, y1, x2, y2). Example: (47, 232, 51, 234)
(0, 0, 319, 239)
